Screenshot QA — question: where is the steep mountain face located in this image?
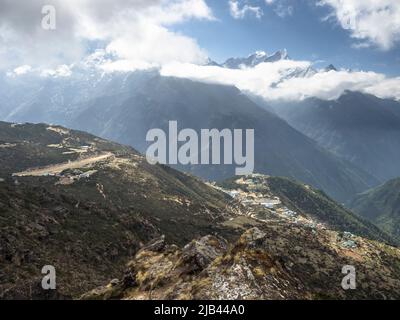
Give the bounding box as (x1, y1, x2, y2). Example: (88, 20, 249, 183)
(325, 64, 338, 72)
(350, 178, 400, 240)
(0, 121, 238, 299)
(0, 70, 380, 202)
(69, 73, 379, 203)
(272, 91, 400, 182)
(223, 50, 289, 69)
(222, 49, 319, 81)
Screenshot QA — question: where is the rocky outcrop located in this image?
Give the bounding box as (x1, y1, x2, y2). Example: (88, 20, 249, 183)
(82, 224, 400, 300)
(81, 234, 229, 300)
(181, 235, 228, 272)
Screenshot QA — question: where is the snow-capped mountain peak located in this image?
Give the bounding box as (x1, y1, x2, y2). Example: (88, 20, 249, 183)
(222, 49, 289, 69)
(324, 64, 338, 72)
(265, 49, 289, 63)
(254, 51, 267, 58)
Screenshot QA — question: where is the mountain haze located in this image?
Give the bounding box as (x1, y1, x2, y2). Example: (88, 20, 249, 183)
(0, 71, 380, 202)
(272, 91, 400, 182)
(68, 73, 379, 202)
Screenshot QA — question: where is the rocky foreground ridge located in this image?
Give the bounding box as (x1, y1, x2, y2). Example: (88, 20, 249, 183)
(1, 121, 399, 300)
(83, 223, 400, 300)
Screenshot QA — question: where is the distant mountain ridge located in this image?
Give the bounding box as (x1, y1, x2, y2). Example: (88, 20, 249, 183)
(67, 73, 379, 202)
(223, 49, 289, 69)
(0, 69, 384, 202)
(350, 178, 400, 240)
(272, 91, 400, 182)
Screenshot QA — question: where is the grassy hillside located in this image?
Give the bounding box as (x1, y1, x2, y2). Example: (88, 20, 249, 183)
(0, 121, 238, 298)
(1, 122, 399, 300)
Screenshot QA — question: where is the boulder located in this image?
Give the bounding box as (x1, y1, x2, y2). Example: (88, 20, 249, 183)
(181, 235, 228, 272)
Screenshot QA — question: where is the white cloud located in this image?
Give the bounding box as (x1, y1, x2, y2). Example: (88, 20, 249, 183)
(0, 0, 213, 71)
(364, 77, 400, 99)
(13, 65, 32, 75)
(2, 0, 400, 103)
(99, 60, 155, 73)
(160, 59, 400, 102)
(229, 1, 264, 19)
(265, 0, 294, 18)
(40, 65, 72, 78)
(274, 4, 294, 18)
(318, 0, 400, 50)
(103, 22, 208, 70)
(6, 63, 73, 78)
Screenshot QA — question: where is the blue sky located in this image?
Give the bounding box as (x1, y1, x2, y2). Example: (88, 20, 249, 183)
(172, 0, 400, 76)
(1, 0, 399, 78)
(1, 0, 399, 101)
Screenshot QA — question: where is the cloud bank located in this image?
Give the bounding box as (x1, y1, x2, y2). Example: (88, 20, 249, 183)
(318, 0, 400, 50)
(160, 59, 400, 102)
(2, 0, 400, 103)
(0, 0, 213, 70)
